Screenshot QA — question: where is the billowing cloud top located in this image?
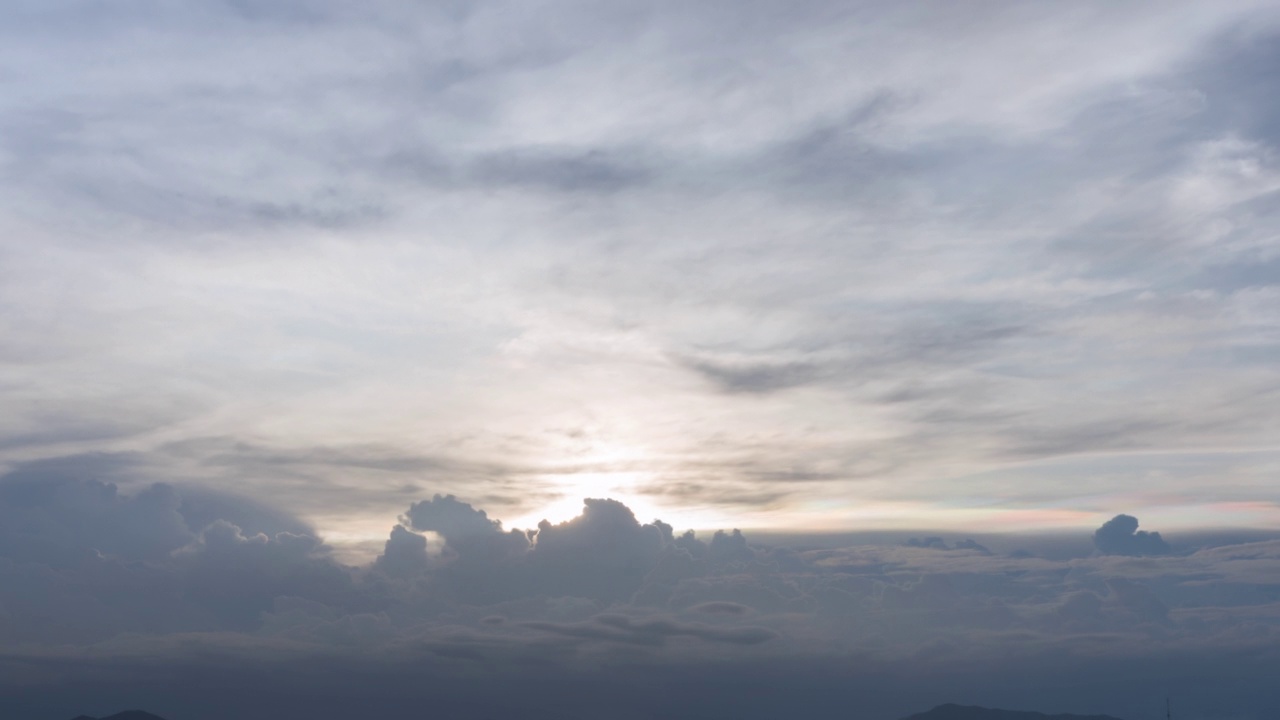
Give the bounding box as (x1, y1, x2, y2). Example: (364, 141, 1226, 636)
(2, 472, 1279, 718)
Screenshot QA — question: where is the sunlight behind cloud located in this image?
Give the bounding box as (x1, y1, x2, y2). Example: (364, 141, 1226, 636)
(502, 469, 734, 532)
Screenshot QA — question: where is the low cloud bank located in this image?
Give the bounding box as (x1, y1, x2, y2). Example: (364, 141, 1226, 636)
(2, 470, 1279, 718)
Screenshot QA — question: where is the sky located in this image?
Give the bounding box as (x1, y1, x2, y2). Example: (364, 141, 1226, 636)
(2, 1, 1280, 719)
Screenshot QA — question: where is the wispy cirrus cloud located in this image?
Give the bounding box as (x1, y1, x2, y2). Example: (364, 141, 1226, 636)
(3, 0, 1280, 553)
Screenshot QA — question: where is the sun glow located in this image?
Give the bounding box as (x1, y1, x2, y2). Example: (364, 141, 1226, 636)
(500, 462, 736, 534)
(503, 470, 663, 530)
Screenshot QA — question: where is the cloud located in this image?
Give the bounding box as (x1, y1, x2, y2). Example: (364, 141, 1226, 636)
(0, 472, 190, 568)
(1092, 514, 1173, 556)
(403, 493, 506, 542)
(1, 475, 1280, 717)
(467, 147, 655, 194)
(381, 495, 766, 605)
(0, 465, 346, 642)
(528, 498, 668, 599)
(523, 613, 777, 647)
(3, 4, 1280, 717)
(906, 537, 994, 555)
(687, 600, 752, 616)
(2, 1, 1280, 542)
(373, 525, 430, 578)
(172, 520, 352, 631)
(680, 356, 829, 394)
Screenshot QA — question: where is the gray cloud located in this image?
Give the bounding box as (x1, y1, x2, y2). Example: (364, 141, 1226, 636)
(1093, 514, 1173, 556)
(372, 524, 430, 578)
(679, 356, 828, 394)
(0, 471, 1278, 717)
(522, 613, 777, 647)
(468, 147, 655, 194)
(404, 493, 506, 541)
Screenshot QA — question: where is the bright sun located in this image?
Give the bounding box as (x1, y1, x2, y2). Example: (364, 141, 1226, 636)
(492, 439, 748, 533)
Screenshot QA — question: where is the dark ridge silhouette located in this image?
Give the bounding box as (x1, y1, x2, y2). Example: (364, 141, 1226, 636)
(903, 705, 1128, 720)
(69, 712, 169, 720)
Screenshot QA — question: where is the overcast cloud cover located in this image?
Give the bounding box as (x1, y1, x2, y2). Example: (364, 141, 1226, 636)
(3, 1, 1280, 718)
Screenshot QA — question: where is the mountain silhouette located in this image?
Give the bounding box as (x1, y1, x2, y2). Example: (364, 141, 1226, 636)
(68, 707, 168, 712)
(903, 705, 1128, 720)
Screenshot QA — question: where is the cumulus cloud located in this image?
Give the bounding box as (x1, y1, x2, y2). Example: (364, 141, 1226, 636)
(528, 498, 669, 601)
(171, 520, 351, 631)
(375, 495, 767, 606)
(17, 468, 1245, 657)
(373, 524, 430, 578)
(2, 471, 1280, 718)
(1092, 514, 1173, 556)
(404, 494, 505, 542)
(0, 466, 344, 642)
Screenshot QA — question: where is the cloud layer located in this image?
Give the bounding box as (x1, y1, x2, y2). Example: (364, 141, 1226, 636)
(2, 471, 1279, 718)
(1, 1, 1280, 540)
(4, 3, 1280, 717)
